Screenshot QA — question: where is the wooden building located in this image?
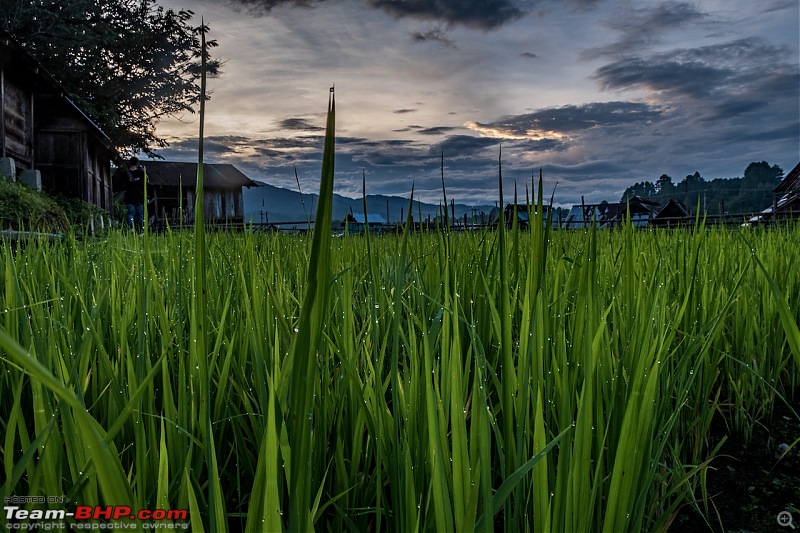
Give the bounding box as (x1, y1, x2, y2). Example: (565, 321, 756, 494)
(562, 196, 661, 228)
(772, 162, 800, 218)
(136, 161, 259, 226)
(562, 202, 621, 229)
(500, 203, 560, 229)
(650, 199, 690, 227)
(746, 162, 800, 224)
(344, 212, 386, 234)
(1, 29, 117, 209)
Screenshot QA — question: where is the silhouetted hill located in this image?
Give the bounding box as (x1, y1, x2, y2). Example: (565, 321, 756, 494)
(243, 181, 494, 224)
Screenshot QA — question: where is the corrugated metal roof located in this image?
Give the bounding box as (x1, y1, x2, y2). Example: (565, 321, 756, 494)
(774, 162, 800, 194)
(143, 161, 259, 189)
(350, 213, 386, 224)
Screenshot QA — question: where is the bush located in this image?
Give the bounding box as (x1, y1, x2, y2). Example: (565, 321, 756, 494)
(53, 194, 117, 232)
(0, 178, 69, 232)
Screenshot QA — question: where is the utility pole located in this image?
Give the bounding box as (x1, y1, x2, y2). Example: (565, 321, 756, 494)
(773, 194, 778, 223)
(685, 180, 689, 215)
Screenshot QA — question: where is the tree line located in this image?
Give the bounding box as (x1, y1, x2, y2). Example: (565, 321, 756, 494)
(621, 161, 785, 215)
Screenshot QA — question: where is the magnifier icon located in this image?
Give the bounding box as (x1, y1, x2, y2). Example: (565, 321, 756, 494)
(779, 511, 796, 529)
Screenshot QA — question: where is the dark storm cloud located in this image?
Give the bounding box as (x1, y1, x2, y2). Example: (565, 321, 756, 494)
(252, 147, 287, 157)
(520, 138, 566, 152)
(342, 134, 502, 170)
(164, 136, 248, 158)
(337, 135, 372, 145)
(546, 160, 626, 177)
(435, 135, 500, 154)
(224, 0, 525, 29)
(583, 1, 709, 59)
(221, 0, 318, 13)
(593, 57, 726, 98)
(278, 117, 325, 132)
(411, 28, 456, 47)
(765, 0, 798, 13)
(592, 38, 798, 101)
(369, 0, 524, 30)
(473, 101, 663, 137)
(735, 122, 800, 143)
(166, 134, 333, 166)
(350, 139, 436, 167)
(704, 99, 767, 120)
(606, 2, 708, 38)
(257, 136, 322, 150)
(417, 126, 457, 135)
(569, 0, 601, 9)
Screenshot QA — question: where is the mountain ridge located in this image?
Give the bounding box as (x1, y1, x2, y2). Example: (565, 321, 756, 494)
(243, 180, 496, 224)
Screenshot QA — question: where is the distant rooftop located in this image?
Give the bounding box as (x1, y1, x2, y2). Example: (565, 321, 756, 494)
(774, 162, 800, 194)
(350, 213, 386, 224)
(143, 161, 259, 189)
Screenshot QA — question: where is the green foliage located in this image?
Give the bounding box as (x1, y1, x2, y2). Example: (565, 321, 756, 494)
(0, 0, 220, 155)
(0, 179, 68, 231)
(53, 194, 111, 229)
(742, 161, 784, 189)
(0, 178, 120, 234)
(621, 161, 786, 215)
(286, 88, 335, 533)
(1, 220, 798, 532)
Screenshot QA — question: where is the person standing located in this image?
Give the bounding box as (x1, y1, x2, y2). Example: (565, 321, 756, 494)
(125, 157, 146, 231)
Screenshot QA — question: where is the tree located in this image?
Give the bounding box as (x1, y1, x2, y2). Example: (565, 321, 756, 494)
(741, 161, 783, 190)
(739, 161, 783, 212)
(683, 171, 705, 190)
(655, 174, 674, 198)
(621, 180, 656, 202)
(1, 0, 219, 156)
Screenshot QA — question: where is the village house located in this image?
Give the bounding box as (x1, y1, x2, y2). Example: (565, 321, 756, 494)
(1, 28, 117, 210)
(745, 162, 800, 224)
(134, 161, 259, 227)
(495, 203, 560, 229)
(344, 212, 386, 234)
(650, 199, 690, 227)
(771, 162, 800, 218)
(562, 196, 660, 228)
(562, 202, 621, 229)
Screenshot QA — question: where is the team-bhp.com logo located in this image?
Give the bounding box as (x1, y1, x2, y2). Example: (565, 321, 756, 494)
(4, 502, 189, 530)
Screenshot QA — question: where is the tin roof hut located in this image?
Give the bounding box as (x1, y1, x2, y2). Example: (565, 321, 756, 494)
(130, 161, 259, 227)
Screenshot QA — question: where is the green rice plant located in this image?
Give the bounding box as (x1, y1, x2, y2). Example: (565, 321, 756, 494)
(2, 105, 799, 533)
(2, 220, 799, 531)
(277, 88, 337, 533)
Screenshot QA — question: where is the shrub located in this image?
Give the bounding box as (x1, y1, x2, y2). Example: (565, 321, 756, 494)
(0, 178, 69, 232)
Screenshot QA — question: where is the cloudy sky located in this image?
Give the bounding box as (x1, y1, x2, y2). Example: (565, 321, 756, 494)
(154, 0, 799, 206)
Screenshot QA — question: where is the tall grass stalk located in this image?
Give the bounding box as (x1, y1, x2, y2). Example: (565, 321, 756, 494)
(283, 88, 336, 533)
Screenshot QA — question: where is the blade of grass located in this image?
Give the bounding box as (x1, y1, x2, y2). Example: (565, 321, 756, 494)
(287, 87, 336, 533)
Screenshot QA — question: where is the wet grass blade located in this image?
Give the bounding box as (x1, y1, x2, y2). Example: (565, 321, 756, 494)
(287, 88, 336, 533)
